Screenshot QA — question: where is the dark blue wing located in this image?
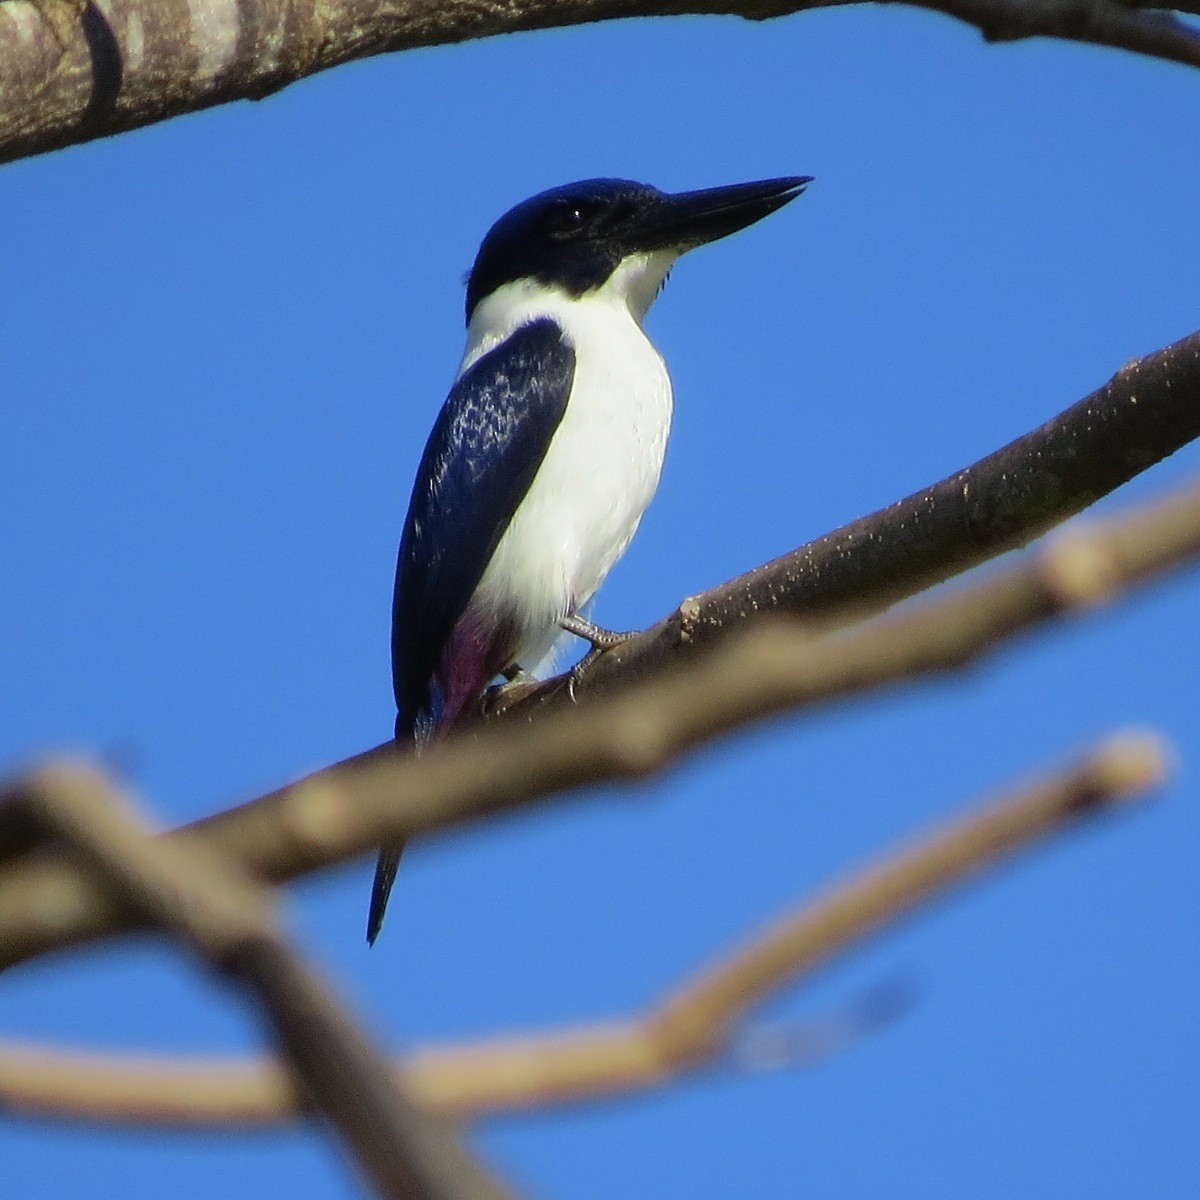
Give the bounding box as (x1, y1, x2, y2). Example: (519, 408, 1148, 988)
(391, 318, 575, 738)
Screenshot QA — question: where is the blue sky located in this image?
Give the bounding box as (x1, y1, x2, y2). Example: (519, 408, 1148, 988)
(2, 9, 1198, 1199)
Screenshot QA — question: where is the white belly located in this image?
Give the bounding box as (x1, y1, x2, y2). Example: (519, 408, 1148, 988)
(461, 280, 674, 669)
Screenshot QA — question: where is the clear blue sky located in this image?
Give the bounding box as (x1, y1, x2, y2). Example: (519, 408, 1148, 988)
(2, 9, 1198, 1198)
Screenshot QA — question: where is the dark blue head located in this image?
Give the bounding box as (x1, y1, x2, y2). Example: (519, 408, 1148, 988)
(465, 176, 813, 322)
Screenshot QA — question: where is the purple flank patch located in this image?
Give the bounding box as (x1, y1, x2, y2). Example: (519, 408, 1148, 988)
(435, 607, 516, 733)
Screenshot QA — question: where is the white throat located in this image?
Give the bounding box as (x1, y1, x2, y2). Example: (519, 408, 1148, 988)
(462, 249, 677, 371)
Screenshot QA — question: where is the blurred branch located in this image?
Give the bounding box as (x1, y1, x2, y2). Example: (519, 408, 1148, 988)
(6, 765, 521, 1200)
(0, 733, 1168, 1126)
(2, 444, 1200, 975)
(2, 0, 1199, 169)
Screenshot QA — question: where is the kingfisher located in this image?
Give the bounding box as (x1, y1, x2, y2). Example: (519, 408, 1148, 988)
(368, 174, 811, 943)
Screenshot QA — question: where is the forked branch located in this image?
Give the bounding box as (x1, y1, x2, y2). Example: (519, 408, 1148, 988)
(0, 733, 1167, 1126)
(6, 766, 520, 1200)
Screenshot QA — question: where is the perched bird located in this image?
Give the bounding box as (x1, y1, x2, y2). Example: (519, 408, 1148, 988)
(368, 174, 811, 943)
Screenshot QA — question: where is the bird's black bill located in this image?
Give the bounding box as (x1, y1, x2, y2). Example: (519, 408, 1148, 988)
(630, 176, 812, 254)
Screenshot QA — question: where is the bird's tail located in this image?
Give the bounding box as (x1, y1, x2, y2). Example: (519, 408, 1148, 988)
(366, 705, 437, 945)
(369, 623, 506, 943)
(367, 842, 406, 945)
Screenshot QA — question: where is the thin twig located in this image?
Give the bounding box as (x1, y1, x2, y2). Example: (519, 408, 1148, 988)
(8, 765, 521, 1200)
(909, 0, 1200, 62)
(0, 732, 1167, 1126)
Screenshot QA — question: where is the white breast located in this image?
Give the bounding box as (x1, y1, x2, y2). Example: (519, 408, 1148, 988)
(459, 257, 676, 669)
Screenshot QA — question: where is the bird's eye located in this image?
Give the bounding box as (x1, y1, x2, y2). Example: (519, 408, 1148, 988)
(549, 203, 590, 237)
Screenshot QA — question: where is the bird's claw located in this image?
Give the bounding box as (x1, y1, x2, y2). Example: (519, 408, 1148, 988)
(559, 614, 634, 703)
(565, 644, 608, 703)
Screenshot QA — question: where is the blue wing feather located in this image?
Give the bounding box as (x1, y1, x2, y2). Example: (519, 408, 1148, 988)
(390, 318, 576, 740)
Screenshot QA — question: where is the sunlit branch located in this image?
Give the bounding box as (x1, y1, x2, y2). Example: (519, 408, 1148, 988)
(511, 326, 1200, 707)
(2, 0, 1199, 169)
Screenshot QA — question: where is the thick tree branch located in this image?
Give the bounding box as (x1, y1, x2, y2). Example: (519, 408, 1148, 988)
(1, 0, 1198, 170)
(0, 733, 1167, 1126)
(1, 470, 1198, 977)
(511, 327, 1200, 705)
(7, 764, 521, 1200)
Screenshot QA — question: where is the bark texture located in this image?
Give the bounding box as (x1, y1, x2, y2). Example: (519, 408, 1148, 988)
(2, 0, 1198, 168)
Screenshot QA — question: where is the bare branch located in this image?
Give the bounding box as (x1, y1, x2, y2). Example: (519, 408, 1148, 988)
(1, 320, 1198, 977)
(0, 732, 1168, 1126)
(2, 446, 1199, 977)
(511, 326, 1200, 706)
(1, 0, 1198, 170)
(7, 764, 521, 1200)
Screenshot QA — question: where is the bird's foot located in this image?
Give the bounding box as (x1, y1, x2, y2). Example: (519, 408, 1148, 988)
(560, 614, 636, 703)
(483, 666, 541, 716)
(501, 664, 538, 685)
(559, 613, 636, 650)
